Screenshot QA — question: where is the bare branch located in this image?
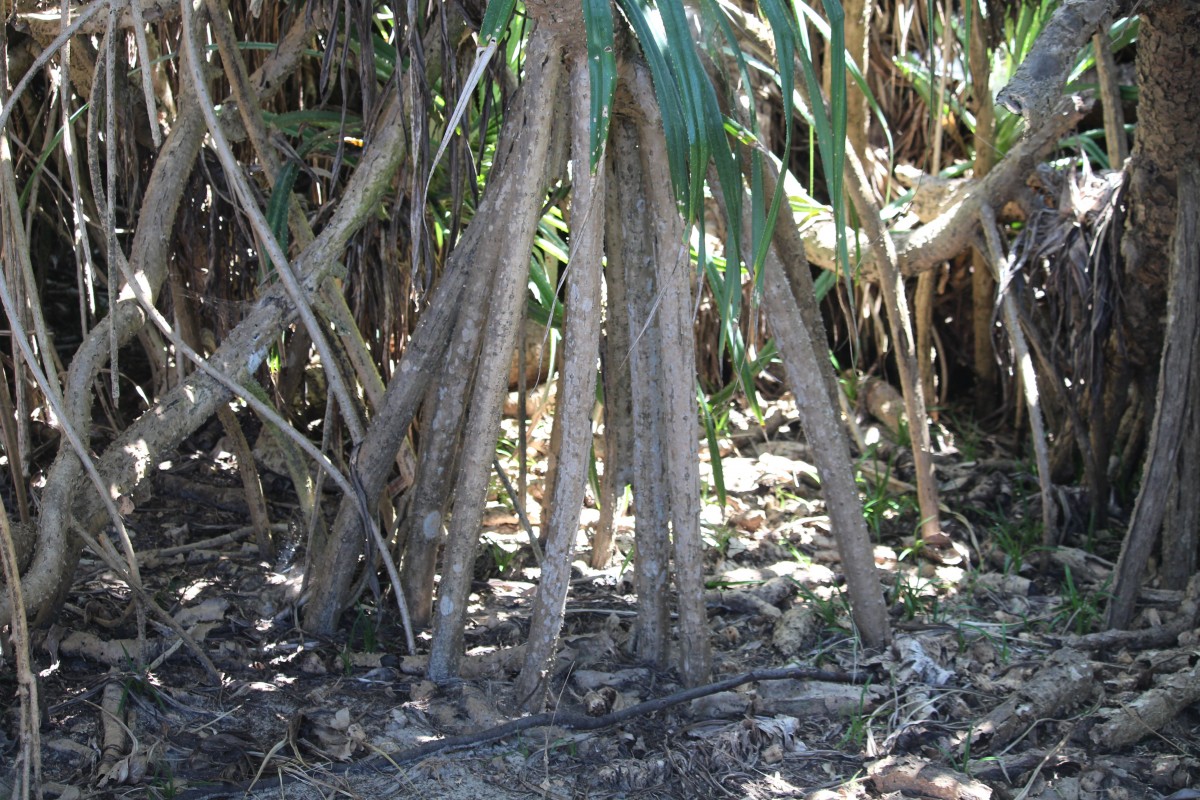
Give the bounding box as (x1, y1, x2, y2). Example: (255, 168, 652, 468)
(995, 0, 1132, 121)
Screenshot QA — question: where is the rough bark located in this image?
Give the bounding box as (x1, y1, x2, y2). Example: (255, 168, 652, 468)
(1162, 381, 1200, 590)
(590, 300, 635, 569)
(608, 105, 672, 668)
(396, 251, 492, 629)
(301, 13, 562, 634)
(642, 114, 711, 690)
(1104, 1, 1200, 623)
(968, 0, 998, 413)
(426, 27, 564, 681)
(762, 243, 891, 648)
(1118, 1, 1200, 376)
(1090, 661, 1200, 749)
(962, 648, 1094, 755)
(301, 251, 463, 633)
(591, 116, 638, 569)
(515, 52, 607, 709)
(730, 160, 891, 649)
(1107, 164, 1200, 629)
(891, 98, 1090, 277)
(995, 0, 1131, 121)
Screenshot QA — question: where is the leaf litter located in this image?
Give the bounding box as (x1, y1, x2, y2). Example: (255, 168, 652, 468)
(7, 399, 1200, 800)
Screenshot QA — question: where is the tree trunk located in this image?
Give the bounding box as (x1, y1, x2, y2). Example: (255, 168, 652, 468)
(842, 0, 872, 169)
(968, 0, 998, 414)
(649, 163, 712, 689)
(515, 51, 607, 709)
(1102, 0, 1200, 625)
(1107, 164, 1200, 629)
(1101, 0, 1200, 489)
(718, 158, 891, 649)
(426, 27, 565, 681)
(397, 249, 492, 628)
(1119, 2, 1200, 377)
(607, 106, 672, 668)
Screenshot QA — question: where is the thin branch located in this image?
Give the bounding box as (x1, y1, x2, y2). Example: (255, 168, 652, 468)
(995, 0, 1131, 122)
(179, 0, 415, 647)
(979, 205, 1057, 548)
(493, 457, 543, 567)
(179, 0, 366, 445)
(843, 143, 945, 548)
(382, 667, 868, 766)
(0, 0, 107, 133)
(0, 501, 42, 800)
(127, 0, 163, 149)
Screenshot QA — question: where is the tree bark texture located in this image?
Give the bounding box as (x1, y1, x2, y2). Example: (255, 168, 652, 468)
(1162, 376, 1200, 591)
(591, 116, 637, 569)
(515, 51, 607, 709)
(968, 0, 998, 413)
(727, 159, 891, 649)
(397, 255, 493, 628)
(304, 16, 573, 635)
(642, 125, 712, 690)
(995, 0, 1128, 121)
(1099, 1, 1200, 621)
(841, 0, 872, 169)
(607, 106, 672, 668)
(1107, 163, 1200, 630)
(1118, 1, 1200, 377)
(426, 28, 565, 681)
(763, 242, 892, 648)
(591, 304, 635, 569)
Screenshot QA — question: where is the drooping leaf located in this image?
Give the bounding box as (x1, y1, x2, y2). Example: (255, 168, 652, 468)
(261, 159, 300, 282)
(698, 383, 726, 507)
(480, 0, 518, 44)
(583, 0, 618, 170)
(616, 0, 690, 210)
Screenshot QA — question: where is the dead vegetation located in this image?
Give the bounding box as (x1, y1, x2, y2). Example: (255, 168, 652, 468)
(3, 0, 1200, 798)
(11, 410, 1200, 799)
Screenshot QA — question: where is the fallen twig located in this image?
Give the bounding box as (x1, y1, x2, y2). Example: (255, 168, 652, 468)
(173, 666, 868, 800)
(384, 665, 869, 766)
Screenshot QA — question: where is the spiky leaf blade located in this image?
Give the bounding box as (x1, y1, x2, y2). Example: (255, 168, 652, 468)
(583, 0, 618, 171)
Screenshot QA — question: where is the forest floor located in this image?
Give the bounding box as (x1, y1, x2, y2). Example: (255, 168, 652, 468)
(5, 397, 1199, 800)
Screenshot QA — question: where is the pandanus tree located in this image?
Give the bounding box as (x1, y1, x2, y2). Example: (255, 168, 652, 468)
(296, 0, 895, 705)
(0, 0, 894, 716)
(6, 0, 1160, 699)
(2, 0, 1085, 704)
(8, 2, 1200, 796)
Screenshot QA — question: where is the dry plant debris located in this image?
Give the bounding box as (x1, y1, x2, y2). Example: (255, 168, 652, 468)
(3, 410, 1199, 800)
